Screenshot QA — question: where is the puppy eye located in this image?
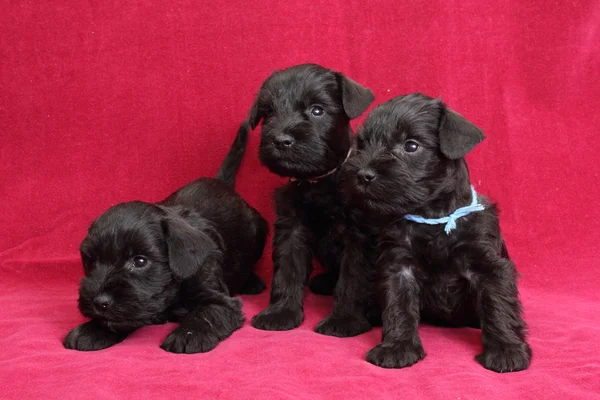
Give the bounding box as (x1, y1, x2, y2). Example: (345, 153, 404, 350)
(403, 140, 419, 153)
(310, 106, 325, 117)
(132, 256, 148, 268)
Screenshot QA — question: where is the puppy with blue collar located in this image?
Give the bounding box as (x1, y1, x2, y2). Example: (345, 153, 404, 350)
(337, 93, 531, 372)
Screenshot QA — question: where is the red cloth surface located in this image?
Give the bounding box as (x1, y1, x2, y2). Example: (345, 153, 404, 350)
(1, 1, 599, 398)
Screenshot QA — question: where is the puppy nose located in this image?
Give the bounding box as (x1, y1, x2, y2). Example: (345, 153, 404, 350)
(93, 294, 112, 310)
(358, 168, 377, 182)
(273, 134, 294, 148)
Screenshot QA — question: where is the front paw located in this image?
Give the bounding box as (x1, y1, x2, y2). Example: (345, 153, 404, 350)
(161, 328, 219, 354)
(315, 314, 371, 337)
(251, 306, 303, 331)
(366, 341, 426, 369)
(63, 321, 126, 351)
(476, 343, 532, 373)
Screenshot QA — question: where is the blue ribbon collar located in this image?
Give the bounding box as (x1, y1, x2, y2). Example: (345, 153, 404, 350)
(403, 186, 485, 234)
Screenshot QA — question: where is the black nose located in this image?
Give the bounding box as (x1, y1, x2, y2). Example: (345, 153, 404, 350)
(93, 294, 112, 310)
(273, 134, 294, 148)
(358, 168, 376, 182)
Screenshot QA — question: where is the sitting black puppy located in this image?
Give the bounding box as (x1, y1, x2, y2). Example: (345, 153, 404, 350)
(341, 93, 532, 372)
(63, 121, 268, 353)
(248, 63, 375, 331)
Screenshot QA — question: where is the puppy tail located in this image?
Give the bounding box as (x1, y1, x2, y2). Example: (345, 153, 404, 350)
(216, 119, 250, 186)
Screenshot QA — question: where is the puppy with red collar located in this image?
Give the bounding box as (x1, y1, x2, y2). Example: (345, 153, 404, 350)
(249, 64, 375, 332)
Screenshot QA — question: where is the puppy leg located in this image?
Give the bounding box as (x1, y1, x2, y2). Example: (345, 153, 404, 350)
(315, 230, 372, 337)
(308, 270, 338, 296)
(474, 257, 531, 373)
(252, 218, 314, 330)
(366, 250, 425, 369)
(309, 228, 344, 295)
(238, 272, 267, 295)
(63, 320, 131, 351)
(161, 289, 244, 354)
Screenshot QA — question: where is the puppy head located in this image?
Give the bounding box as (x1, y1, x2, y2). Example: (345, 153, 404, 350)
(77, 201, 221, 330)
(249, 63, 374, 179)
(342, 93, 484, 218)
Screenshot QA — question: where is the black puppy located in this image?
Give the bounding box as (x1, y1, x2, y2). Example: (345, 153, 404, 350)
(248, 64, 375, 330)
(63, 121, 268, 353)
(341, 93, 532, 372)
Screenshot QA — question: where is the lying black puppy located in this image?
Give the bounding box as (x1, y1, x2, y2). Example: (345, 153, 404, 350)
(248, 63, 375, 331)
(63, 121, 268, 353)
(341, 94, 532, 372)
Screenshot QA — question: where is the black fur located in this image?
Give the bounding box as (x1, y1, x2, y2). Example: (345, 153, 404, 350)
(216, 120, 250, 186)
(339, 93, 531, 372)
(248, 64, 374, 331)
(63, 121, 268, 353)
(313, 215, 382, 337)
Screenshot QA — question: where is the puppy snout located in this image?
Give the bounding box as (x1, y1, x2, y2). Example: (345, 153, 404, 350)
(358, 168, 377, 182)
(93, 294, 113, 310)
(273, 134, 295, 148)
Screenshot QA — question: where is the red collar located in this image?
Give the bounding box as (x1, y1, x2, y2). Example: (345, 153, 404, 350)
(289, 148, 352, 184)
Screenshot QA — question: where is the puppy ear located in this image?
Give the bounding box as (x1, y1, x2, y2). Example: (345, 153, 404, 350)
(439, 107, 485, 159)
(248, 96, 264, 130)
(339, 75, 375, 119)
(162, 215, 221, 281)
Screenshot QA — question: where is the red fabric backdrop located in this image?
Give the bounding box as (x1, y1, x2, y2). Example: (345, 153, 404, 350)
(1, 1, 599, 399)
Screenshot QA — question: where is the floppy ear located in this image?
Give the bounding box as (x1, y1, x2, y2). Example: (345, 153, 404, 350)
(162, 215, 221, 281)
(339, 75, 375, 119)
(438, 107, 485, 159)
(248, 95, 264, 130)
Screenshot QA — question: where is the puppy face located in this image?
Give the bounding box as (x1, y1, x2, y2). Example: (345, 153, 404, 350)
(249, 64, 374, 179)
(78, 202, 219, 330)
(342, 93, 484, 217)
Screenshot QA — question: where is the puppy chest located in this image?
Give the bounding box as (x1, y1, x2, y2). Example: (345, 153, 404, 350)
(403, 229, 476, 280)
(412, 234, 455, 267)
(297, 191, 344, 225)
(404, 230, 479, 307)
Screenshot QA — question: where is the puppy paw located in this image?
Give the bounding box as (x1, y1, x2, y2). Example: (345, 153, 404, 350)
(308, 272, 337, 296)
(161, 328, 220, 354)
(251, 306, 303, 331)
(315, 314, 371, 337)
(366, 341, 425, 369)
(63, 321, 126, 351)
(476, 343, 532, 373)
